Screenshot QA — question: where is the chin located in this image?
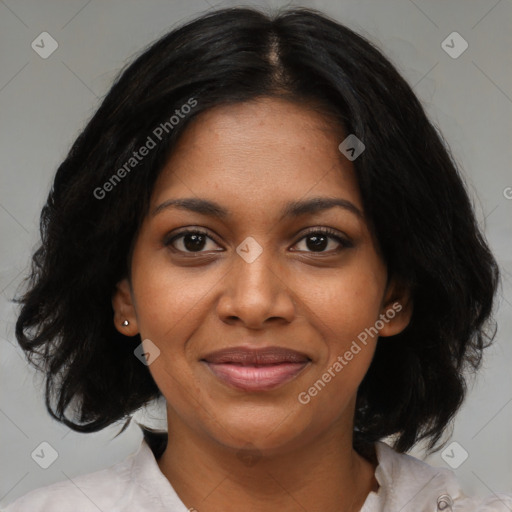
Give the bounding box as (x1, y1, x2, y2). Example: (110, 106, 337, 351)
(209, 408, 314, 454)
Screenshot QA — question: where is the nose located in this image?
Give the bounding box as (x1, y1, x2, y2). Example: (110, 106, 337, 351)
(216, 244, 296, 329)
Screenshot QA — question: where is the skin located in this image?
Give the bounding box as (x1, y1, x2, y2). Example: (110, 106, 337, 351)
(113, 97, 413, 512)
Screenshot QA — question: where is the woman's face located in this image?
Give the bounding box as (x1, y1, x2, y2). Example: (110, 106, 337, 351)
(114, 97, 411, 455)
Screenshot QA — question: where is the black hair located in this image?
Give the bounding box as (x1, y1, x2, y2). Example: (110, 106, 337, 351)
(14, 6, 499, 455)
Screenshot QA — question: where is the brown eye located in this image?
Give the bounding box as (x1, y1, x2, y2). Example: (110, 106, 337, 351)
(292, 228, 352, 253)
(165, 229, 222, 253)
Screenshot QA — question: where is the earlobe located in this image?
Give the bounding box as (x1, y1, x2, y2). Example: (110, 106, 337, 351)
(112, 278, 139, 336)
(378, 281, 414, 337)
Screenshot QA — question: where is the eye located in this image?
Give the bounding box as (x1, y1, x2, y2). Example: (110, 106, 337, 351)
(164, 227, 352, 255)
(292, 228, 352, 253)
(164, 229, 222, 254)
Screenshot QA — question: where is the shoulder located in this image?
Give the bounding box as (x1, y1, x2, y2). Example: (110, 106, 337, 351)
(2, 442, 145, 512)
(371, 441, 512, 512)
(2, 440, 187, 512)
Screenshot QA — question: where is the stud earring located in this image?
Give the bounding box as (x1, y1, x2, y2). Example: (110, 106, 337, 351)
(122, 320, 129, 327)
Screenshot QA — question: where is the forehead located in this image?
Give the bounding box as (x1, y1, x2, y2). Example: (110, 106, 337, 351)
(151, 97, 362, 215)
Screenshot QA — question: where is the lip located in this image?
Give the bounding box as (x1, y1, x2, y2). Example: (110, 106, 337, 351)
(201, 346, 311, 391)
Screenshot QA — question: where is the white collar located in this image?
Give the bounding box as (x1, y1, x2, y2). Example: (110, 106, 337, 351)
(129, 438, 465, 512)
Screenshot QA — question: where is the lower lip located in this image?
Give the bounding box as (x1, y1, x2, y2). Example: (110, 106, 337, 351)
(204, 361, 309, 391)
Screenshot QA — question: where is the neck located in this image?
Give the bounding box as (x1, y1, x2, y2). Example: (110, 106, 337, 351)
(156, 412, 378, 512)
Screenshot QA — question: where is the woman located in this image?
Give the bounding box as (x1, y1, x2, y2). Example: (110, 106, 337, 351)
(4, 6, 511, 512)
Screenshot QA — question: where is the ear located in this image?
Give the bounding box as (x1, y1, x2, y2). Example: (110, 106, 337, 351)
(377, 277, 413, 337)
(112, 278, 139, 336)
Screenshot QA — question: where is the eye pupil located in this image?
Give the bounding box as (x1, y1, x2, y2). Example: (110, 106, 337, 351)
(170, 230, 345, 255)
(307, 234, 328, 251)
(184, 233, 206, 252)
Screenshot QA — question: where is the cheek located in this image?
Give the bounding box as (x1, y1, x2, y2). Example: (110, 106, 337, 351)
(296, 275, 381, 427)
(299, 261, 385, 401)
(308, 265, 385, 340)
(130, 249, 218, 341)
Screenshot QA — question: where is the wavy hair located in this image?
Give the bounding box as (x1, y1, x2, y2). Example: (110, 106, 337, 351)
(14, 6, 499, 455)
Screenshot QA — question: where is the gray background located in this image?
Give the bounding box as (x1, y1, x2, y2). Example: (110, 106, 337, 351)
(1, 0, 511, 507)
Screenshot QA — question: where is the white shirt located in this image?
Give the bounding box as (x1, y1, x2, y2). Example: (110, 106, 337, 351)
(3, 440, 511, 511)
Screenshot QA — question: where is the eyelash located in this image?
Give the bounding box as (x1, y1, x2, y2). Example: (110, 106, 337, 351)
(164, 227, 352, 255)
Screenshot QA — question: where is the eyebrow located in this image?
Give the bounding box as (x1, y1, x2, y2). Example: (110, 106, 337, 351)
(152, 196, 363, 221)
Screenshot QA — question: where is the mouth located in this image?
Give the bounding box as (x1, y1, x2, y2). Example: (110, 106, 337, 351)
(201, 346, 311, 392)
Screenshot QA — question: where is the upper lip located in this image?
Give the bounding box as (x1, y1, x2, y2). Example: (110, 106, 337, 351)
(201, 346, 311, 365)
